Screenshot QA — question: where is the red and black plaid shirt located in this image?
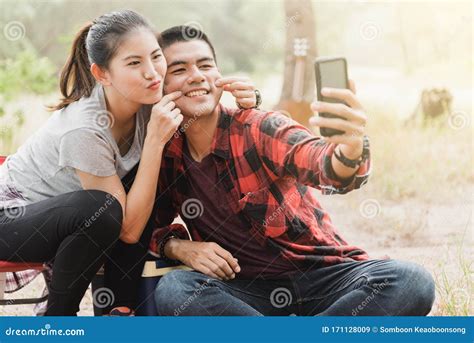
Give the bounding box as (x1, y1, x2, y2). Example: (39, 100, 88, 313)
(149, 105, 371, 268)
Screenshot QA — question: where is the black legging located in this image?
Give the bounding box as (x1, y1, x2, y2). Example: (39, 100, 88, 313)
(101, 164, 154, 313)
(0, 190, 123, 316)
(102, 216, 154, 313)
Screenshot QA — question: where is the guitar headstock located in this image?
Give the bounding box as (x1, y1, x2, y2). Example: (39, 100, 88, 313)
(293, 38, 309, 57)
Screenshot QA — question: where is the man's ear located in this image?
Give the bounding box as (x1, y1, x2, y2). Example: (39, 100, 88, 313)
(90, 63, 111, 86)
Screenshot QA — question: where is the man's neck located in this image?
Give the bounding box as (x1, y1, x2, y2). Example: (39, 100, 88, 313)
(184, 107, 220, 162)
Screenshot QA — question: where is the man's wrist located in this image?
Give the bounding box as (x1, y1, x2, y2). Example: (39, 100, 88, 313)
(236, 89, 262, 110)
(339, 141, 363, 160)
(164, 237, 182, 261)
(334, 136, 370, 170)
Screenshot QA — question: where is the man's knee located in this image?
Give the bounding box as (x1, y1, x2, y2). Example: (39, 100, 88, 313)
(154, 270, 205, 315)
(391, 260, 435, 315)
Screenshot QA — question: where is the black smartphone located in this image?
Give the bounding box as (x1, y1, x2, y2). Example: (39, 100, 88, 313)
(314, 56, 349, 137)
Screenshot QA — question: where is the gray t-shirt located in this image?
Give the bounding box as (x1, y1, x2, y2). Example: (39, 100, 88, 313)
(0, 84, 151, 208)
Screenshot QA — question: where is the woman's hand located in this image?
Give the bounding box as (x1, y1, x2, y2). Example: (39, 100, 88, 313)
(215, 76, 257, 109)
(147, 91, 184, 146)
(309, 79, 367, 159)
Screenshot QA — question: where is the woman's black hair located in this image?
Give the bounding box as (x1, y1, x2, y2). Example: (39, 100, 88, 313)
(50, 9, 154, 111)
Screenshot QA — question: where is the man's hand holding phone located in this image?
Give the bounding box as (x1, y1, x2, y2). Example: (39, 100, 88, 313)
(309, 79, 368, 159)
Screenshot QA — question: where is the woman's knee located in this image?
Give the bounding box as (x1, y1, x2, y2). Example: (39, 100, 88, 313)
(69, 190, 123, 241)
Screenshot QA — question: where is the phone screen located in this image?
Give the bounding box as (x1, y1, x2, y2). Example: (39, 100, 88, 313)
(314, 57, 348, 136)
(318, 59, 348, 104)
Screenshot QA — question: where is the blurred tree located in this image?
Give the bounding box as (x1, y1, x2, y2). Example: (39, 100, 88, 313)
(1, 0, 286, 77)
(213, 0, 255, 72)
(0, 49, 56, 100)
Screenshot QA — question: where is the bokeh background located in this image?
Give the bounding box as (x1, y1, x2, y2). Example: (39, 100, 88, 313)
(0, 0, 472, 316)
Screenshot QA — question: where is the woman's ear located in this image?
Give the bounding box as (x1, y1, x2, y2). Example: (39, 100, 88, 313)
(90, 63, 111, 86)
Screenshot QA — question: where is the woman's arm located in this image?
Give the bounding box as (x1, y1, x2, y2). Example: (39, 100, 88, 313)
(76, 136, 163, 243)
(76, 91, 183, 244)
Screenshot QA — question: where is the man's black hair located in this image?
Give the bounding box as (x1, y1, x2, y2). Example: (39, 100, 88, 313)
(158, 25, 217, 61)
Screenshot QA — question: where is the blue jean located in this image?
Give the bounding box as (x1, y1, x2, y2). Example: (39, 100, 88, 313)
(154, 259, 435, 316)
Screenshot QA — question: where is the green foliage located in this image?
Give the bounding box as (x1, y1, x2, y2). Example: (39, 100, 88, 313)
(0, 105, 28, 154)
(0, 50, 56, 100)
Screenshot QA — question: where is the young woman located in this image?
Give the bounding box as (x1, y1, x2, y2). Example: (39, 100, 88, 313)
(0, 10, 256, 316)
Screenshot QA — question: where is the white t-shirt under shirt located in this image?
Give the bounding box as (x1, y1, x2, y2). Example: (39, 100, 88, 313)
(0, 83, 151, 209)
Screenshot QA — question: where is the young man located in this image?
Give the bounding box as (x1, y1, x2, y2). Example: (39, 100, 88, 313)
(149, 26, 435, 316)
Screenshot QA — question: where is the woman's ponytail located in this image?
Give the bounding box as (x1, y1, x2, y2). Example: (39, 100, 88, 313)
(50, 23, 95, 111)
(50, 10, 153, 111)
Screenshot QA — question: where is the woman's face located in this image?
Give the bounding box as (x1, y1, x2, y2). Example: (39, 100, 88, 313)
(104, 28, 167, 105)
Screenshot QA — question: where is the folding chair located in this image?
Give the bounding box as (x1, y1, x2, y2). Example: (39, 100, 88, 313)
(0, 263, 48, 306)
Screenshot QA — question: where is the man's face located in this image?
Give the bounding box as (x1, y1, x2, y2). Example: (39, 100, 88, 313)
(163, 40, 222, 118)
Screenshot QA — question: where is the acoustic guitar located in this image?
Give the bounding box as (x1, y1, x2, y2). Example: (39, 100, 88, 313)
(275, 37, 314, 128)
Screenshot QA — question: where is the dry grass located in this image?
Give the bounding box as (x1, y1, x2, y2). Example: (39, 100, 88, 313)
(434, 244, 472, 316)
(363, 104, 473, 202)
